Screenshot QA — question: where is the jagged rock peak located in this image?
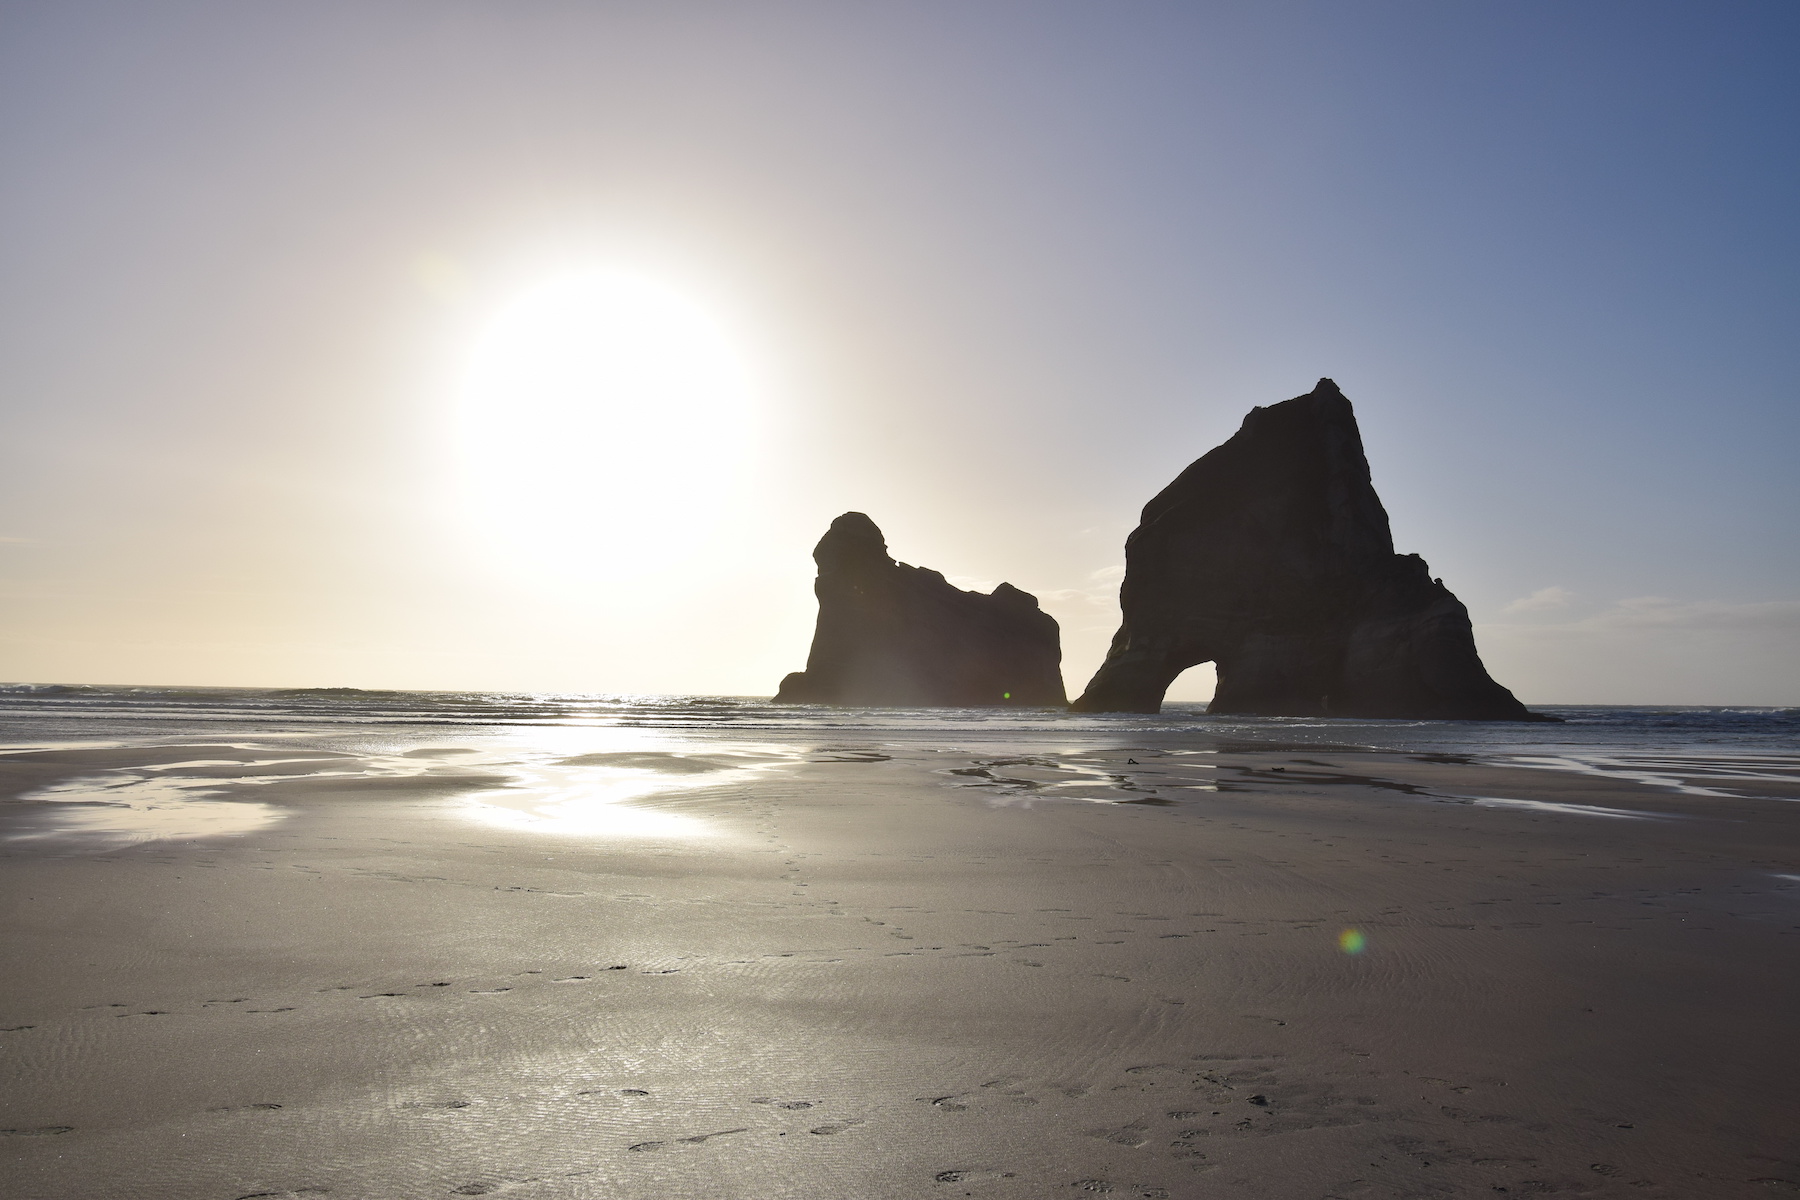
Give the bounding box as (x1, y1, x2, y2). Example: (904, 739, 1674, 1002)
(1072, 380, 1551, 721)
(814, 511, 889, 568)
(774, 513, 1067, 708)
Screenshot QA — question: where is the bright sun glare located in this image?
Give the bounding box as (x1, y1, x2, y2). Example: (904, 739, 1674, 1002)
(458, 269, 756, 574)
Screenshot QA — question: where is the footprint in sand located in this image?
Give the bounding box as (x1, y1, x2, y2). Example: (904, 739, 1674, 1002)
(933, 1168, 1019, 1184)
(576, 1087, 650, 1098)
(627, 1127, 748, 1151)
(1086, 1122, 1150, 1148)
(809, 1118, 865, 1135)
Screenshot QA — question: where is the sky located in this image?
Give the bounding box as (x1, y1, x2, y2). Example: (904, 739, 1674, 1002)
(1, 0, 1796, 704)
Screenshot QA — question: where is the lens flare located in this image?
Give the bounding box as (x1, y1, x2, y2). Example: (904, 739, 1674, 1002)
(1338, 928, 1366, 955)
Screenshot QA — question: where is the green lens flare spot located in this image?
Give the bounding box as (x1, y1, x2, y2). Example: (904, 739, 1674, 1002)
(1003, 692, 1011, 699)
(1338, 928, 1366, 955)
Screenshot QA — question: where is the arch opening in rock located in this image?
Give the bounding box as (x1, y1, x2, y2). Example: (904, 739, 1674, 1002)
(1071, 379, 1549, 721)
(1166, 662, 1217, 706)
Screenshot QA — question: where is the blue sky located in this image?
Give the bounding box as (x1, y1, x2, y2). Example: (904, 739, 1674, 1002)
(1, 1, 1795, 701)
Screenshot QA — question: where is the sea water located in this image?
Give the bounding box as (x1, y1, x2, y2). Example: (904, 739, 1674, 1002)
(0, 683, 1794, 756)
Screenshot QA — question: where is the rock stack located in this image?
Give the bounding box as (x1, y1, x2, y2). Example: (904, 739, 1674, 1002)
(775, 513, 1066, 707)
(1072, 379, 1548, 720)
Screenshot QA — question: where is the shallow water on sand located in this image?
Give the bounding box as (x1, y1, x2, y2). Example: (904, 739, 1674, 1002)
(0, 734, 812, 847)
(1, 686, 1794, 846)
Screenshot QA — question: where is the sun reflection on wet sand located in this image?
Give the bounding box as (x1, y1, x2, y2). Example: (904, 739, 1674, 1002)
(9, 774, 287, 845)
(2, 734, 801, 846)
(460, 774, 712, 837)
(456, 747, 794, 838)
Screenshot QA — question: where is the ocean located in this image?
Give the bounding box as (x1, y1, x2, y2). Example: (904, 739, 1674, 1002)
(1, 683, 1794, 755)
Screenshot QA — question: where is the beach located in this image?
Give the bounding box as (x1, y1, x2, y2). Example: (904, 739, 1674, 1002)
(3, 694, 1798, 1198)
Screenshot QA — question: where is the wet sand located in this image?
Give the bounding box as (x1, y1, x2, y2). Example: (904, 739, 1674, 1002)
(3, 731, 1799, 1198)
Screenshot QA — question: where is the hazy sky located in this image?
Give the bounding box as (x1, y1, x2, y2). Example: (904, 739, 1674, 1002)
(2, 1, 1796, 703)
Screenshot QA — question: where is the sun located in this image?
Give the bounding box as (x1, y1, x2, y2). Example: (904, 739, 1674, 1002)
(456, 268, 757, 575)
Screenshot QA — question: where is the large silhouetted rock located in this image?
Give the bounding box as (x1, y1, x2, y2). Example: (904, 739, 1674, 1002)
(1072, 379, 1548, 720)
(775, 513, 1067, 707)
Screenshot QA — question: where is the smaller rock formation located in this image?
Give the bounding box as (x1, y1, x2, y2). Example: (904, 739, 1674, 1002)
(775, 513, 1067, 707)
(1072, 379, 1551, 720)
